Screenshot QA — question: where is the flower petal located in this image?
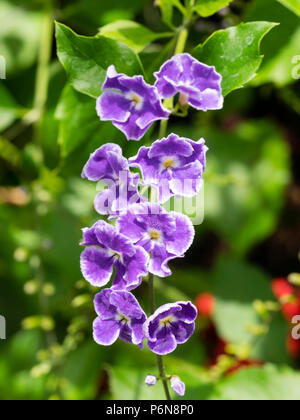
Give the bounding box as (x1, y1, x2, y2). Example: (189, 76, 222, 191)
(94, 289, 116, 319)
(149, 243, 174, 277)
(80, 246, 113, 287)
(113, 246, 149, 291)
(129, 146, 160, 185)
(170, 320, 195, 344)
(175, 301, 198, 323)
(81, 143, 124, 181)
(148, 334, 177, 355)
(149, 134, 193, 159)
(165, 212, 195, 256)
(97, 91, 130, 123)
(169, 161, 203, 197)
(93, 317, 120, 346)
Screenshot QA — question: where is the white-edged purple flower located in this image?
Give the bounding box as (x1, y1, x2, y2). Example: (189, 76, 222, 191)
(129, 133, 208, 203)
(82, 144, 142, 216)
(144, 301, 197, 355)
(145, 374, 157, 386)
(93, 288, 146, 347)
(170, 376, 185, 397)
(80, 220, 148, 291)
(116, 203, 194, 278)
(96, 65, 171, 141)
(154, 53, 223, 111)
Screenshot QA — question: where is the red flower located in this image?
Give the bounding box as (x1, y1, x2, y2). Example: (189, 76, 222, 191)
(195, 293, 215, 317)
(271, 278, 300, 321)
(271, 278, 294, 300)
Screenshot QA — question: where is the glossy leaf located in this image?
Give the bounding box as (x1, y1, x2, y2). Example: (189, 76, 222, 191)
(193, 22, 277, 96)
(99, 20, 172, 53)
(245, 0, 300, 87)
(194, 0, 233, 17)
(55, 22, 144, 98)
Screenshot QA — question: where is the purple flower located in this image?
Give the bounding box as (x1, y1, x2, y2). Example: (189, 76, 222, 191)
(82, 144, 142, 216)
(82, 143, 126, 182)
(117, 203, 194, 278)
(80, 220, 148, 290)
(170, 376, 185, 397)
(96, 65, 170, 141)
(145, 374, 157, 386)
(154, 53, 223, 111)
(144, 301, 197, 355)
(93, 288, 146, 347)
(129, 133, 208, 203)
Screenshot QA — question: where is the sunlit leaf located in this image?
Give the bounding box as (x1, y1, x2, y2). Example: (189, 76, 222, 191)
(55, 22, 144, 98)
(193, 22, 277, 96)
(245, 0, 300, 87)
(194, 0, 233, 17)
(99, 20, 172, 53)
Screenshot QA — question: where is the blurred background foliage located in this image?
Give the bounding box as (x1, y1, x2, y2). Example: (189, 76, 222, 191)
(0, 0, 299, 400)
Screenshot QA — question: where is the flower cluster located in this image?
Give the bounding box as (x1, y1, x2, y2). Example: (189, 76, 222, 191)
(80, 53, 223, 397)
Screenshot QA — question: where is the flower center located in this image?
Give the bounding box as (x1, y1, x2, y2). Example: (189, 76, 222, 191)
(149, 229, 161, 241)
(179, 92, 189, 107)
(160, 315, 174, 327)
(116, 313, 130, 325)
(126, 92, 144, 110)
(161, 156, 178, 171)
(108, 250, 123, 263)
(164, 159, 175, 169)
(112, 251, 122, 259)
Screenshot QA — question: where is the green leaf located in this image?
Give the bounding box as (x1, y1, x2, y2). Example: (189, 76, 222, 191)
(276, 0, 300, 17)
(245, 0, 300, 87)
(0, 84, 19, 132)
(210, 364, 300, 400)
(156, 0, 174, 28)
(55, 22, 144, 98)
(99, 20, 172, 53)
(212, 258, 273, 344)
(194, 0, 233, 17)
(55, 85, 100, 157)
(212, 257, 290, 364)
(62, 342, 105, 400)
(193, 22, 277, 96)
(0, 1, 43, 75)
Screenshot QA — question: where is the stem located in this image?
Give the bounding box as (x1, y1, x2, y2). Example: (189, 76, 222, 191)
(148, 12, 192, 402)
(33, 2, 54, 144)
(32, 0, 57, 349)
(174, 27, 189, 55)
(148, 273, 171, 401)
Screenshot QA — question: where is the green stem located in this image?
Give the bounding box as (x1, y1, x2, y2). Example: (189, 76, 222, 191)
(149, 12, 192, 403)
(148, 273, 171, 401)
(174, 27, 189, 55)
(33, 2, 54, 144)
